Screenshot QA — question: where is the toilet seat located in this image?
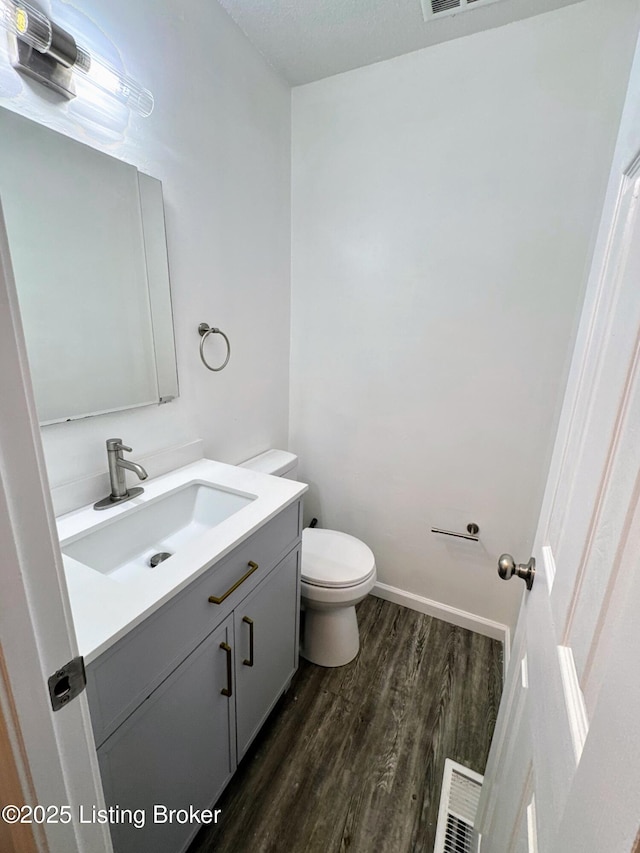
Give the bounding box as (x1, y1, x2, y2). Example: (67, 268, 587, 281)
(301, 528, 376, 589)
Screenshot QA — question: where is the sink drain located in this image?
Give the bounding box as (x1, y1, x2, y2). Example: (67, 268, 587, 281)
(149, 552, 172, 567)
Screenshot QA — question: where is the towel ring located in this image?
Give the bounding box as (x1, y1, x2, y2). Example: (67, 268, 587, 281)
(198, 323, 231, 372)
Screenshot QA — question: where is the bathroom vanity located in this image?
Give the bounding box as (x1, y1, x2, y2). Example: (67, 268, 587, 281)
(57, 459, 306, 853)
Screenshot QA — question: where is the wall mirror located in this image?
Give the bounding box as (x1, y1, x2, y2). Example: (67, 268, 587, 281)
(0, 106, 179, 425)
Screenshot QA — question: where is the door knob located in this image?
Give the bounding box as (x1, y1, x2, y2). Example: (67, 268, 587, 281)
(498, 554, 535, 590)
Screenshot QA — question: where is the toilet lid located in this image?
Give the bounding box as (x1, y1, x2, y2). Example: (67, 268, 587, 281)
(301, 528, 376, 589)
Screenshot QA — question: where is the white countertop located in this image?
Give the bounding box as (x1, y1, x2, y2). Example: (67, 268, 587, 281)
(57, 459, 307, 664)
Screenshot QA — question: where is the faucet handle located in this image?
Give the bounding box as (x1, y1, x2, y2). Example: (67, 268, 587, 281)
(106, 438, 132, 453)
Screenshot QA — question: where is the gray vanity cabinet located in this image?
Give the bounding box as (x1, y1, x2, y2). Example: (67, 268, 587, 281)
(234, 547, 300, 759)
(88, 501, 302, 853)
(97, 617, 235, 853)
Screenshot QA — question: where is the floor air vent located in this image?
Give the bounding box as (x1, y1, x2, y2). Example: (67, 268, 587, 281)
(434, 759, 484, 853)
(421, 0, 501, 21)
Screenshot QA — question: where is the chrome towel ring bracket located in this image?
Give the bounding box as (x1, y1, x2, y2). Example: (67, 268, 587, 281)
(198, 323, 231, 372)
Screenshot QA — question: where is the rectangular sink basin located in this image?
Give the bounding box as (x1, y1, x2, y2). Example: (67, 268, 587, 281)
(62, 481, 256, 584)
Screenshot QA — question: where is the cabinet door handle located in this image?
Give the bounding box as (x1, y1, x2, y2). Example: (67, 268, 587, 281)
(220, 642, 233, 697)
(208, 561, 259, 605)
(242, 616, 254, 667)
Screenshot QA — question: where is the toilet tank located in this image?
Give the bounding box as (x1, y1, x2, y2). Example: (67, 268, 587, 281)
(239, 449, 298, 480)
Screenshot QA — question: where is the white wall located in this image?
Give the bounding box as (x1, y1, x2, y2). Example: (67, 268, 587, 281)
(290, 0, 640, 630)
(0, 0, 291, 494)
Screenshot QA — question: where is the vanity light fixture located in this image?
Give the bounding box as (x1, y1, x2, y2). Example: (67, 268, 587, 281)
(0, 0, 154, 116)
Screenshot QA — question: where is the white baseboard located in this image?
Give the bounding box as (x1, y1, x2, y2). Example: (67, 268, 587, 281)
(51, 439, 205, 516)
(371, 581, 510, 652)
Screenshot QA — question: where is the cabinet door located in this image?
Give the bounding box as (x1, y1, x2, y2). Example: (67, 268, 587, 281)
(98, 616, 236, 853)
(234, 547, 300, 759)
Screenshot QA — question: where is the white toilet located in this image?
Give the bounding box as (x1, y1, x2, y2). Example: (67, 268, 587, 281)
(240, 450, 377, 667)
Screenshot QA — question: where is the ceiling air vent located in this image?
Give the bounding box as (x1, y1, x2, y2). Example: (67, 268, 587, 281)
(421, 0, 502, 21)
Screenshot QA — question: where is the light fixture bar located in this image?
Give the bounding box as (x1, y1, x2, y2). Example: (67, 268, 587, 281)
(0, 0, 154, 116)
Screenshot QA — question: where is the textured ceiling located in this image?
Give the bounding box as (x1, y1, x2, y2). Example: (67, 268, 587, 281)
(216, 0, 585, 85)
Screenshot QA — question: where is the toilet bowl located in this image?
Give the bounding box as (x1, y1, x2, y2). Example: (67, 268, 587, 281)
(240, 450, 377, 667)
(300, 527, 376, 666)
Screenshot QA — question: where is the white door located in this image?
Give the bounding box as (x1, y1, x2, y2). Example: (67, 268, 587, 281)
(476, 31, 640, 853)
(0, 199, 112, 853)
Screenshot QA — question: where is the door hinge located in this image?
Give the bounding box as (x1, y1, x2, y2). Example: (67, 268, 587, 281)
(48, 656, 86, 712)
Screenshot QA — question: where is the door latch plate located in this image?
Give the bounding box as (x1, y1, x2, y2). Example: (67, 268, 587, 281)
(48, 656, 86, 712)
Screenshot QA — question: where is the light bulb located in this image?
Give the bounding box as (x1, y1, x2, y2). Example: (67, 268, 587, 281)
(1, 0, 51, 53)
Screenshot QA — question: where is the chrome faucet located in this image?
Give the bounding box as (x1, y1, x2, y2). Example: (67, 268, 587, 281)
(94, 438, 148, 510)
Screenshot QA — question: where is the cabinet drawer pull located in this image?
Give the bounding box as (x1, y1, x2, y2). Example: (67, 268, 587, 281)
(220, 642, 233, 697)
(208, 561, 259, 605)
(242, 616, 254, 667)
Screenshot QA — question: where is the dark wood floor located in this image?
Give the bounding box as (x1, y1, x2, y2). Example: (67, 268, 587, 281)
(189, 596, 503, 853)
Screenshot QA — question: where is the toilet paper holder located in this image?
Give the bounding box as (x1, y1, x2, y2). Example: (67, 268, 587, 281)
(431, 523, 480, 542)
